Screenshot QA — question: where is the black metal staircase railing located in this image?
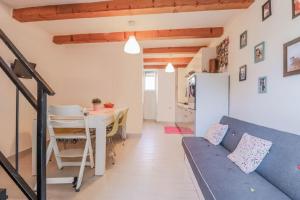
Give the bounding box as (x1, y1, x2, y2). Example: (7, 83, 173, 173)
(0, 188, 7, 200)
(0, 29, 55, 200)
(0, 152, 36, 200)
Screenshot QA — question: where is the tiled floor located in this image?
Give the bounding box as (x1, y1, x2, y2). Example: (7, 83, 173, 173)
(0, 121, 202, 200)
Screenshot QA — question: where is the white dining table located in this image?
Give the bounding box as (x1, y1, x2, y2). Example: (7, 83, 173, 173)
(32, 107, 126, 176)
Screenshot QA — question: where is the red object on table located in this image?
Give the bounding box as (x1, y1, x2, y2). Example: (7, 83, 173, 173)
(104, 103, 114, 108)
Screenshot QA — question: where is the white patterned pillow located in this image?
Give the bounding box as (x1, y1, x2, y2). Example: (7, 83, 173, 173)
(228, 133, 272, 174)
(204, 123, 229, 145)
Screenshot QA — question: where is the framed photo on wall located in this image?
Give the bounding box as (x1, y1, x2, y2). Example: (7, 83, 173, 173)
(262, 0, 272, 21)
(240, 31, 247, 49)
(293, 0, 300, 19)
(254, 42, 265, 63)
(239, 65, 247, 81)
(283, 36, 300, 77)
(258, 77, 267, 94)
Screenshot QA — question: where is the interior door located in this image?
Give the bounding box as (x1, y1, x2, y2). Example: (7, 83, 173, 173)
(143, 71, 157, 120)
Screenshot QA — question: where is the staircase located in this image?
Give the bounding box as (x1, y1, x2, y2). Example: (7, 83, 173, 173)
(0, 29, 55, 200)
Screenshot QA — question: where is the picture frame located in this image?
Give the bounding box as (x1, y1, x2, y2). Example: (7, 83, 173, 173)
(240, 31, 247, 49)
(216, 37, 229, 72)
(239, 65, 247, 81)
(254, 42, 265, 63)
(283, 36, 300, 77)
(292, 0, 300, 19)
(258, 76, 267, 94)
(262, 0, 272, 21)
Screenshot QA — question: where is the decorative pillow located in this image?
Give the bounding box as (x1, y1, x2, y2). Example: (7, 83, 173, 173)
(228, 133, 272, 174)
(203, 123, 229, 145)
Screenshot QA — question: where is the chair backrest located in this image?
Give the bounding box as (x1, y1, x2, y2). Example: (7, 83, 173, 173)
(107, 111, 123, 137)
(48, 105, 89, 136)
(48, 105, 83, 116)
(119, 108, 129, 127)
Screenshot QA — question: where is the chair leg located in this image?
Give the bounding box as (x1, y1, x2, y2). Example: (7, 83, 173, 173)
(121, 126, 126, 146)
(75, 141, 89, 191)
(47, 138, 63, 169)
(46, 140, 54, 166)
(87, 138, 94, 168)
(111, 138, 116, 157)
(53, 139, 63, 169)
(107, 137, 115, 165)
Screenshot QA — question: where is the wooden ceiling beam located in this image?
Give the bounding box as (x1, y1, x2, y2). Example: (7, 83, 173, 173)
(53, 27, 223, 44)
(13, 0, 254, 22)
(144, 64, 187, 69)
(143, 46, 206, 54)
(143, 57, 193, 64)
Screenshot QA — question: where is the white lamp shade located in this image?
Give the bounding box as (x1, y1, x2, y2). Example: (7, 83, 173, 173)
(124, 36, 140, 54)
(165, 63, 175, 73)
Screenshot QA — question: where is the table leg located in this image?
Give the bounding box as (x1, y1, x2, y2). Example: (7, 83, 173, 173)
(32, 118, 107, 176)
(95, 120, 106, 176)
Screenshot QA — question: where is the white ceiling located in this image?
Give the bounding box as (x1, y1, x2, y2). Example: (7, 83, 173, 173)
(32, 10, 241, 35)
(1, 1, 242, 48)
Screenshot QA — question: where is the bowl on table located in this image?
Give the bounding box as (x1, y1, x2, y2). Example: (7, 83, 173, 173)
(104, 103, 114, 108)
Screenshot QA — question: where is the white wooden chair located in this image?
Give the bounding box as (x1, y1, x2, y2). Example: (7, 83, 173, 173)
(118, 108, 129, 140)
(106, 111, 123, 165)
(46, 105, 94, 192)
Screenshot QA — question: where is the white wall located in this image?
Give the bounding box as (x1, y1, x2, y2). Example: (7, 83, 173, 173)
(177, 69, 187, 103)
(48, 43, 143, 134)
(0, 2, 144, 156)
(0, 2, 60, 156)
(210, 0, 300, 134)
(187, 47, 217, 72)
(156, 70, 176, 122)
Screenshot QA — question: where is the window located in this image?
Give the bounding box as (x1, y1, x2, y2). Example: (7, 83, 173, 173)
(145, 71, 156, 91)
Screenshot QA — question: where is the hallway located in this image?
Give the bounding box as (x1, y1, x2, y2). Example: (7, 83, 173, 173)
(1, 121, 201, 200)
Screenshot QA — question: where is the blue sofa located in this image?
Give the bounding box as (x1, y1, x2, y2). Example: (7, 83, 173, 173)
(182, 116, 300, 200)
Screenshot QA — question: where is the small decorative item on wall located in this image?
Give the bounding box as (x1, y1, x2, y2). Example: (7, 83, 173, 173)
(254, 42, 265, 63)
(239, 65, 247, 81)
(283, 36, 300, 77)
(258, 77, 267, 94)
(293, 0, 300, 19)
(262, 0, 272, 21)
(216, 37, 229, 72)
(240, 31, 247, 49)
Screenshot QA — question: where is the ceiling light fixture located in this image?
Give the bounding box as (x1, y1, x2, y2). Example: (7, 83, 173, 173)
(124, 20, 140, 55)
(124, 35, 140, 54)
(165, 63, 175, 73)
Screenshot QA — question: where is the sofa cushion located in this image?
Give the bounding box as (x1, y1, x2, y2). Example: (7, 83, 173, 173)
(182, 137, 291, 200)
(203, 123, 228, 145)
(220, 116, 300, 199)
(228, 133, 272, 174)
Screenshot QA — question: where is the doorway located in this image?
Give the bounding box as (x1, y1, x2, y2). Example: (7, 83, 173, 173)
(143, 71, 157, 120)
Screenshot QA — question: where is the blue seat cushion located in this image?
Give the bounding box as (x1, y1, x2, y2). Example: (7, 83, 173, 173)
(182, 137, 291, 200)
(220, 116, 300, 199)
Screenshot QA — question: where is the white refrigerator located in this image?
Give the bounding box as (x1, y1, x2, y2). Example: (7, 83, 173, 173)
(194, 73, 229, 137)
